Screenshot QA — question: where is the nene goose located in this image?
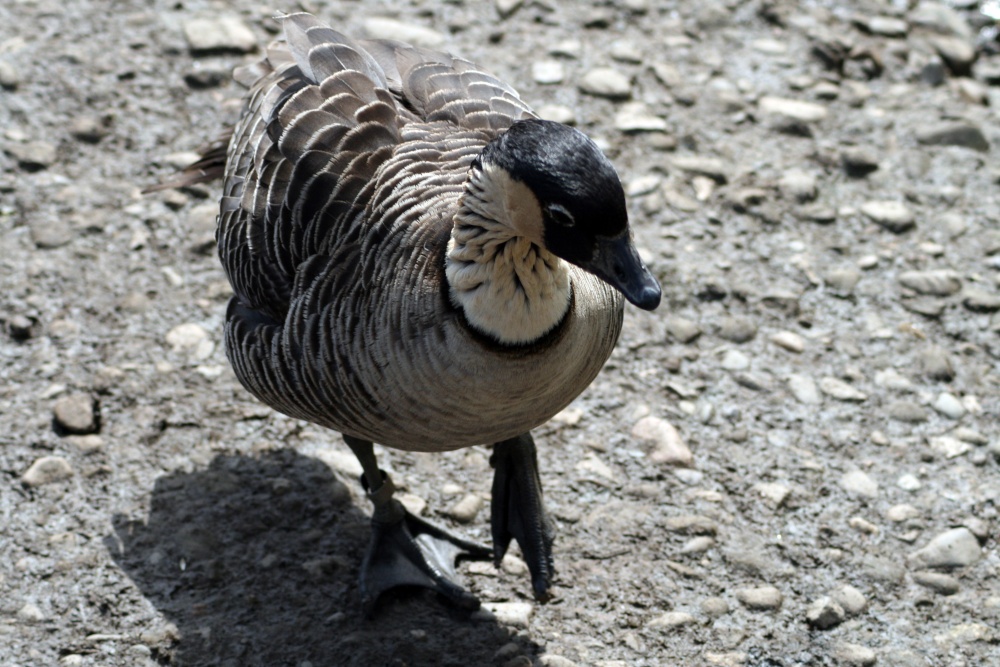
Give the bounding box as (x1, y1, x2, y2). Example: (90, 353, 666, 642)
(171, 13, 660, 613)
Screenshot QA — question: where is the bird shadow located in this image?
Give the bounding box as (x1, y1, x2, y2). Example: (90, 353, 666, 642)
(107, 449, 535, 667)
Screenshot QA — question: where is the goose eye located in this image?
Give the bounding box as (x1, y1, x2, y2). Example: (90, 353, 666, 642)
(546, 204, 575, 228)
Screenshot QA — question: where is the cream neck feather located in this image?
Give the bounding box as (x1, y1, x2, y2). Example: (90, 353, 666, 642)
(446, 161, 571, 344)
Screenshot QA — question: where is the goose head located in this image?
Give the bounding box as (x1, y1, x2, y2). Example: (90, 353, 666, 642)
(478, 119, 661, 311)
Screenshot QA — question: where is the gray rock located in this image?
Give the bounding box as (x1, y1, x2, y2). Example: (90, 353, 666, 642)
(446, 493, 483, 523)
(778, 170, 817, 202)
(919, 346, 955, 381)
(831, 584, 868, 616)
(6, 140, 58, 170)
(478, 601, 533, 628)
(841, 146, 880, 177)
(7, 314, 35, 339)
(720, 349, 750, 371)
(614, 103, 667, 133)
(652, 62, 682, 88)
(21, 456, 74, 487)
(54, 393, 98, 434)
(820, 377, 867, 402)
(538, 656, 579, 667)
(69, 116, 111, 143)
(716, 316, 757, 343)
(860, 200, 915, 233)
(886, 504, 920, 522)
(788, 374, 821, 404)
(862, 555, 906, 585)
(647, 611, 697, 629)
(736, 586, 783, 610)
(632, 416, 693, 466)
(909, 2, 973, 39)
(362, 18, 445, 48)
(913, 571, 960, 595)
(610, 41, 644, 64)
(898, 270, 961, 296)
(932, 393, 965, 420)
(866, 16, 909, 37)
(664, 515, 717, 535)
(953, 427, 987, 446)
(806, 596, 845, 629)
(670, 155, 729, 183)
(770, 331, 804, 353)
(962, 287, 1000, 312)
(886, 401, 928, 423)
(17, 602, 46, 622)
(30, 216, 74, 249)
(841, 470, 878, 498)
(66, 434, 104, 454)
(908, 528, 981, 569)
(759, 96, 827, 135)
(579, 68, 632, 100)
(536, 104, 576, 125)
(700, 596, 729, 617)
(928, 35, 976, 75)
(183, 17, 256, 53)
(898, 474, 922, 491)
(531, 60, 564, 85)
(680, 536, 715, 554)
(666, 316, 701, 344)
(833, 642, 877, 667)
(0, 60, 19, 89)
(929, 435, 971, 458)
(825, 268, 861, 295)
(495, 0, 524, 19)
(916, 122, 989, 152)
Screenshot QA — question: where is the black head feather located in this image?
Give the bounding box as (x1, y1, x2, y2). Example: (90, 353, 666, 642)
(480, 119, 628, 265)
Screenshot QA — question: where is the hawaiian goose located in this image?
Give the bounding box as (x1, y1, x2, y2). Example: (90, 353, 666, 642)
(170, 13, 660, 613)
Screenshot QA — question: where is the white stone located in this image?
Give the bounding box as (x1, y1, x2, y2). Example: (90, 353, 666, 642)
(820, 377, 867, 402)
(929, 435, 971, 459)
(362, 18, 445, 47)
(647, 611, 697, 628)
(932, 393, 965, 419)
(758, 96, 828, 122)
(769, 331, 804, 352)
(632, 416, 693, 466)
(909, 528, 982, 569)
(840, 470, 878, 498)
(479, 601, 533, 627)
(21, 456, 74, 487)
(787, 374, 821, 404)
(532, 60, 565, 85)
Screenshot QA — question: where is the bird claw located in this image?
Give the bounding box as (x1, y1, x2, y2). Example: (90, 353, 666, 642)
(490, 433, 556, 602)
(359, 494, 492, 617)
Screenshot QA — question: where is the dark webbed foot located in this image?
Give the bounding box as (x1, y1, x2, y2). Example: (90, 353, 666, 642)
(491, 433, 556, 602)
(344, 436, 491, 616)
(359, 473, 491, 616)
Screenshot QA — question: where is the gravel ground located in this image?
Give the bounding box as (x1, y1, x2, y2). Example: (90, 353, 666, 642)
(2, 1, 1000, 666)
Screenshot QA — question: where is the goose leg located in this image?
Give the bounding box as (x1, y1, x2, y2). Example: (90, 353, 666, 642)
(343, 435, 492, 616)
(490, 432, 556, 602)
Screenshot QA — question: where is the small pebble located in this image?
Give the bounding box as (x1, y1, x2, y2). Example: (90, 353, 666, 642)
(820, 377, 867, 402)
(532, 60, 564, 85)
(17, 602, 46, 622)
(578, 68, 632, 99)
(962, 287, 1000, 313)
(446, 493, 483, 523)
(536, 104, 576, 125)
(769, 331, 804, 353)
(21, 456, 74, 487)
(362, 18, 445, 48)
(897, 474, 922, 491)
(840, 470, 878, 498)
(805, 596, 845, 629)
(495, 0, 524, 19)
(632, 416, 693, 466)
(866, 16, 908, 37)
(478, 602, 533, 628)
(778, 170, 817, 202)
(7, 141, 58, 171)
(716, 316, 757, 343)
(538, 656, 578, 667)
(932, 393, 965, 420)
(680, 536, 715, 554)
(908, 528, 981, 569)
(700, 597, 729, 617)
(65, 434, 104, 454)
(919, 347, 955, 381)
(609, 41, 643, 64)
(753, 482, 791, 508)
(860, 200, 915, 233)
(886, 504, 920, 523)
(886, 401, 928, 423)
(758, 96, 828, 123)
(833, 642, 877, 667)
(670, 155, 729, 183)
(0, 60, 19, 89)
(787, 374, 821, 404)
(825, 268, 861, 295)
(53, 393, 98, 434)
(899, 270, 962, 296)
(736, 586, 783, 610)
(29, 217, 73, 249)
(720, 349, 750, 371)
(913, 571, 960, 595)
(647, 611, 696, 629)
(916, 121, 989, 153)
(614, 103, 668, 133)
(183, 17, 256, 53)
(664, 515, 717, 535)
(928, 435, 971, 459)
(831, 584, 867, 616)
